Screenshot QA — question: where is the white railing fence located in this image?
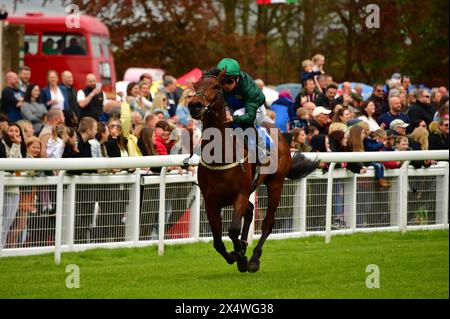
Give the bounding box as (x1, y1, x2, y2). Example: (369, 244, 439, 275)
(0, 151, 448, 265)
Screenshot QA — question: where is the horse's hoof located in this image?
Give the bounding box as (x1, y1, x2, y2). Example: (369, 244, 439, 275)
(227, 259, 235, 265)
(248, 260, 260, 273)
(237, 256, 248, 273)
(227, 252, 239, 265)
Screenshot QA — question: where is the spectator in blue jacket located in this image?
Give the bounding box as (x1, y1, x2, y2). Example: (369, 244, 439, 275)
(271, 90, 295, 133)
(1, 72, 24, 122)
(377, 96, 411, 133)
(40, 70, 69, 111)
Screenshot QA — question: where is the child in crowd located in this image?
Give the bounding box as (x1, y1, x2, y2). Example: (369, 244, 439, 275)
(394, 136, 434, 168)
(291, 107, 310, 133)
(312, 54, 326, 74)
(371, 129, 400, 169)
(300, 59, 322, 84)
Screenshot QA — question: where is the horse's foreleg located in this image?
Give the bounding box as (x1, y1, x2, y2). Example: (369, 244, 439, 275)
(248, 182, 282, 273)
(239, 201, 254, 254)
(206, 203, 236, 265)
(229, 195, 250, 272)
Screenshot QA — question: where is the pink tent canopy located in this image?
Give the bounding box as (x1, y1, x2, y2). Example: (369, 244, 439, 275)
(123, 68, 165, 82)
(177, 68, 202, 87)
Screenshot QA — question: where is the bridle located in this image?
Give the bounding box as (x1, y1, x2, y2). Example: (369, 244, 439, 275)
(189, 74, 247, 171)
(193, 75, 223, 119)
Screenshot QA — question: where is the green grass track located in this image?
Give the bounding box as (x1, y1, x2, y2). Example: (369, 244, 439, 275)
(0, 230, 448, 299)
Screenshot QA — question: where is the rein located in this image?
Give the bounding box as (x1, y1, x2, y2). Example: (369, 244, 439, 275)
(191, 74, 247, 171)
(200, 156, 248, 171)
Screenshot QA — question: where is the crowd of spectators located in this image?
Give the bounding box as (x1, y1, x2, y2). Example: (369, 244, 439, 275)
(0, 66, 200, 247)
(0, 56, 448, 247)
(268, 54, 448, 190)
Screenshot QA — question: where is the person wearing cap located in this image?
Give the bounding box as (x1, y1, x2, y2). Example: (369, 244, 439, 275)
(349, 92, 363, 115)
(216, 58, 319, 174)
(310, 106, 331, 135)
(216, 58, 267, 164)
(389, 119, 424, 150)
(377, 96, 411, 133)
(389, 119, 409, 136)
(216, 58, 266, 128)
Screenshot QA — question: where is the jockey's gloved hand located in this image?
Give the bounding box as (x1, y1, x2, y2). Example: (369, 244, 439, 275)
(225, 111, 233, 123)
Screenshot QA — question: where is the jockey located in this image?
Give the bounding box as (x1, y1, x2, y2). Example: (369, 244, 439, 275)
(217, 58, 269, 164)
(217, 58, 320, 175)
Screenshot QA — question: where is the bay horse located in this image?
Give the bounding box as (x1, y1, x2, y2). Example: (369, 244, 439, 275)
(188, 70, 319, 272)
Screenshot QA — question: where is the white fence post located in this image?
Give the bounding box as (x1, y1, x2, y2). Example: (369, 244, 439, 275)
(390, 170, 400, 227)
(0, 171, 4, 255)
(299, 178, 307, 234)
(248, 192, 256, 246)
(345, 175, 357, 231)
(435, 162, 449, 226)
(189, 183, 201, 241)
(442, 162, 449, 226)
(292, 179, 302, 233)
(131, 169, 141, 245)
(66, 180, 76, 251)
(399, 161, 410, 234)
(187, 181, 200, 240)
(158, 167, 167, 256)
(54, 170, 66, 265)
(325, 163, 336, 244)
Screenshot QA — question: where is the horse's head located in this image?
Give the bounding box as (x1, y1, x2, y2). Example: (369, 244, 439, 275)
(188, 69, 226, 120)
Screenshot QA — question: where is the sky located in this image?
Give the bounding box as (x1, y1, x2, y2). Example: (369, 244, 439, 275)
(0, 0, 67, 16)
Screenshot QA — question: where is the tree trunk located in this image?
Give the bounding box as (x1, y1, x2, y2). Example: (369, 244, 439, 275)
(344, 0, 355, 79)
(223, 0, 238, 34)
(301, 0, 314, 61)
(241, 0, 250, 36)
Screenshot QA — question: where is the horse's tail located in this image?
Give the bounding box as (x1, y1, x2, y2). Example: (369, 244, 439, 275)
(286, 152, 320, 180)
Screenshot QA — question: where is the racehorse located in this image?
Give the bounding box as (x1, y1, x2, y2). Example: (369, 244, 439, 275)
(188, 70, 318, 272)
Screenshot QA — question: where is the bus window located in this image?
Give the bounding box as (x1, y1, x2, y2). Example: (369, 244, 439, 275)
(24, 34, 38, 55)
(42, 33, 87, 55)
(91, 35, 102, 58)
(63, 35, 87, 55)
(42, 34, 60, 55)
(100, 62, 112, 85)
(102, 37, 110, 59)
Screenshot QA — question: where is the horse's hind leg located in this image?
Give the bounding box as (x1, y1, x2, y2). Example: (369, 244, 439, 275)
(248, 181, 282, 273)
(206, 203, 236, 265)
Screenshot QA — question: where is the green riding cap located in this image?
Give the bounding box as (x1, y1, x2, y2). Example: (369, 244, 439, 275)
(217, 58, 241, 77)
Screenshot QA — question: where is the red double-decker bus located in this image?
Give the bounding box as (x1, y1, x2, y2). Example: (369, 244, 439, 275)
(7, 12, 116, 92)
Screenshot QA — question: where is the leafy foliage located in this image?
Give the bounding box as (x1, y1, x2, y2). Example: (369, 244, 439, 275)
(15, 0, 449, 86)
